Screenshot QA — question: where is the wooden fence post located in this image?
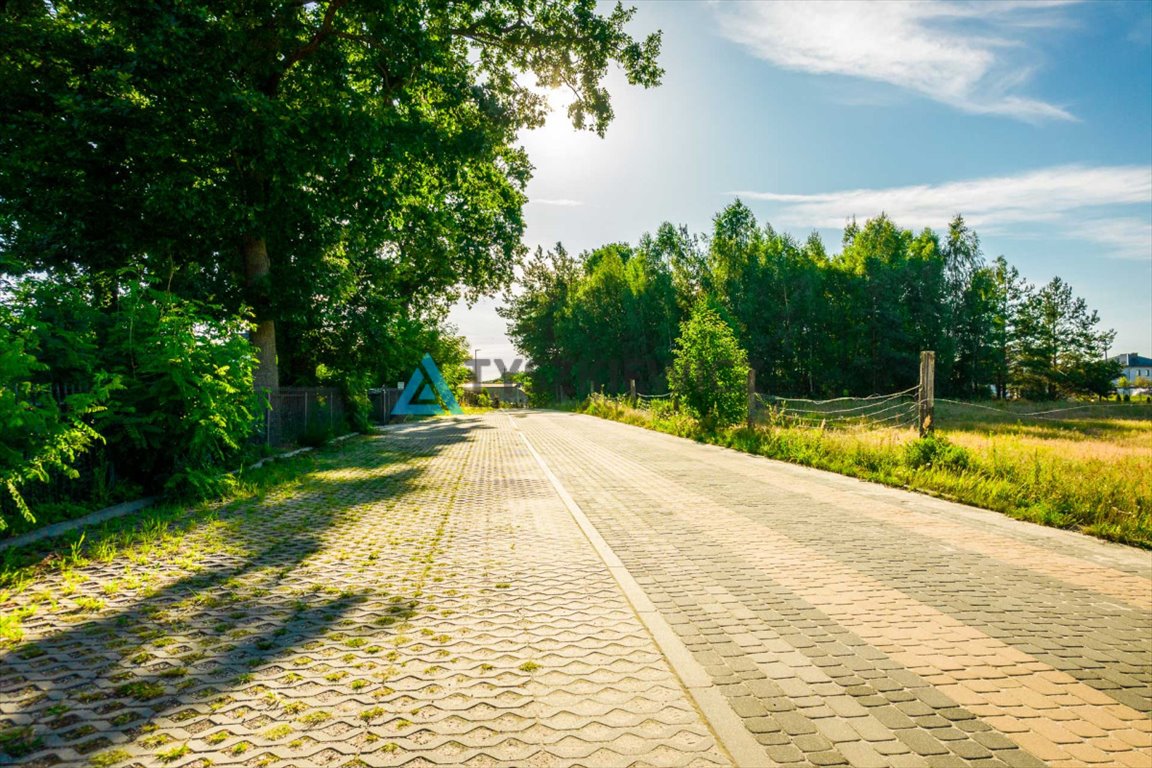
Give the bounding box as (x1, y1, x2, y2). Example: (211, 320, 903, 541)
(918, 351, 935, 436)
(747, 368, 756, 428)
(629, 379, 637, 406)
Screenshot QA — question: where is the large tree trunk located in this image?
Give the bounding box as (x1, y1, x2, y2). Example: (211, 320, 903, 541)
(244, 235, 278, 392)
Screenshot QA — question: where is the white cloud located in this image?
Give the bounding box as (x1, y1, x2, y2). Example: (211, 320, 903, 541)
(733, 164, 1152, 260)
(529, 198, 584, 207)
(1065, 217, 1152, 261)
(714, 0, 1077, 121)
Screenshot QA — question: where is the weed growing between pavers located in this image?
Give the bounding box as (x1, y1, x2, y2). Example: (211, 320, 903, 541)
(0, 432, 473, 765)
(2, 418, 725, 766)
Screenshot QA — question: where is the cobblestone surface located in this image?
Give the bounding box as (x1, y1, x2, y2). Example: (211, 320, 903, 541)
(4, 411, 1150, 768)
(514, 411, 1152, 768)
(0, 418, 726, 767)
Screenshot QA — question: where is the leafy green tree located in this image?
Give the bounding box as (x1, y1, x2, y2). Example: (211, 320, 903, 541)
(564, 246, 632, 391)
(668, 300, 749, 427)
(643, 222, 705, 314)
(791, 232, 831, 396)
(500, 244, 582, 401)
(832, 215, 944, 394)
(623, 241, 679, 389)
(1, 0, 663, 391)
(1013, 277, 1117, 399)
(989, 256, 1032, 399)
(500, 203, 1116, 408)
(705, 200, 761, 340)
(941, 216, 978, 389)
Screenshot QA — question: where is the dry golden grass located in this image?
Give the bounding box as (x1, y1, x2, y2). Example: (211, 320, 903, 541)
(584, 396, 1152, 548)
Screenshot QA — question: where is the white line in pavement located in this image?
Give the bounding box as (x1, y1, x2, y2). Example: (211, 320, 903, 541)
(509, 415, 770, 768)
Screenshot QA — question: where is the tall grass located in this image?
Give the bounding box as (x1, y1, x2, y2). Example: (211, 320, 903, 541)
(582, 396, 1152, 549)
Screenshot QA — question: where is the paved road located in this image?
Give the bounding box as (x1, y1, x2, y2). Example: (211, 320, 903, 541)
(512, 411, 1152, 767)
(1, 411, 1149, 767)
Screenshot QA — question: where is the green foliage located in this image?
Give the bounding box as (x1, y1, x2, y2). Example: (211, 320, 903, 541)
(96, 286, 263, 497)
(2, 278, 262, 523)
(1, 0, 663, 391)
(297, 422, 334, 449)
(0, 313, 113, 530)
(501, 239, 678, 402)
(500, 244, 583, 401)
(903, 435, 971, 472)
(668, 300, 750, 427)
(506, 204, 1116, 403)
(333, 372, 373, 434)
(1008, 277, 1118, 399)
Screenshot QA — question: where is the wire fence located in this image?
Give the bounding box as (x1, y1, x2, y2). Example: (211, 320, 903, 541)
(756, 386, 920, 430)
(622, 385, 1143, 432)
(261, 387, 346, 447)
(934, 398, 1150, 421)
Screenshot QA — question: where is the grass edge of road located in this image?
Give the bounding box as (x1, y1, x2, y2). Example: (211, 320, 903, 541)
(578, 396, 1151, 550)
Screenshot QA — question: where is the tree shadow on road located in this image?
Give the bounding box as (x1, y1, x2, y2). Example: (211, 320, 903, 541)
(0, 422, 487, 764)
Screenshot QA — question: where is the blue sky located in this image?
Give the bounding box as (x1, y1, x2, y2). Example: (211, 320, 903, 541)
(451, 0, 1152, 368)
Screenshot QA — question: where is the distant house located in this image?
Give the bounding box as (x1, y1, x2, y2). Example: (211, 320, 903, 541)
(1110, 353, 1152, 395)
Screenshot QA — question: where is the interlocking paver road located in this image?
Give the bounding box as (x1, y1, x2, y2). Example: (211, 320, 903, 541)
(1, 412, 1149, 768)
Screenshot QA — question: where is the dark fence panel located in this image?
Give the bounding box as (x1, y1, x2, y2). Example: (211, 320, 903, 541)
(368, 387, 404, 424)
(50, 382, 90, 402)
(261, 387, 346, 447)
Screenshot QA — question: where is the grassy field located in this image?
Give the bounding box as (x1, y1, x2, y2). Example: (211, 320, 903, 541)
(583, 396, 1152, 549)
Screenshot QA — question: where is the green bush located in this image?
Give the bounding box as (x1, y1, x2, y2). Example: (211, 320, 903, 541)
(297, 423, 333, 448)
(903, 434, 971, 472)
(98, 285, 264, 497)
(341, 378, 373, 433)
(0, 317, 113, 530)
(668, 299, 750, 427)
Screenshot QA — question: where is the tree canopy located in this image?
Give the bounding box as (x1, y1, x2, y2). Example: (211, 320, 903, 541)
(503, 202, 1118, 402)
(0, 0, 663, 529)
(1, 0, 663, 389)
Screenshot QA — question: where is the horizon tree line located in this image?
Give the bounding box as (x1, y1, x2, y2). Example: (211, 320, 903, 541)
(501, 201, 1118, 402)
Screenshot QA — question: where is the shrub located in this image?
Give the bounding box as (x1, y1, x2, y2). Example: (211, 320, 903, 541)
(341, 378, 372, 433)
(903, 434, 971, 472)
(668, 299, 750, 427)
(97, 285, 263, 497)
(0, 316, 113, 530)
(297, 422, 333, 448)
